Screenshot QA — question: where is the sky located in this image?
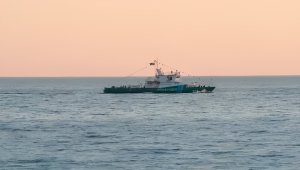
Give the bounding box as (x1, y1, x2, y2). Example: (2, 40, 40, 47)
(0, 0, 300, 77)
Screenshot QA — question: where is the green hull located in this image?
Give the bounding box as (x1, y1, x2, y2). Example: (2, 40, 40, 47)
(104, 85, 215, 93)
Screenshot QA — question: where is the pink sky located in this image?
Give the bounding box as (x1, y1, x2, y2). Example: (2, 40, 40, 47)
(0, 0, 300, 77)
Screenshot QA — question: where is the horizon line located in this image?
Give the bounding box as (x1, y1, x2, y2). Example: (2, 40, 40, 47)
(0, 74, 300, 78)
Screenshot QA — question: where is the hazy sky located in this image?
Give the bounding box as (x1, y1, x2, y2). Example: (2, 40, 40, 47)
(1, 0, 299, 76)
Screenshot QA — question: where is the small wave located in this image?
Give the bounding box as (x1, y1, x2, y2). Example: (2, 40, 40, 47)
(211, 151, 233, 155)
(91, 113, 107, 115)
(147, 102, 157, 104)
(91, 141, 119, 145)
(290, 144, 300, 146)
(56, 140, 70, 144)
(248, 130, 268, 134)
(149, 148, 180, 154)
(122, 148, 181, 155)
(16, 159, 47, 164)
(268, 118, 289, 122)
(0, 92, 74, 96)
(194, 118, 209, 122)
(255, 154, 284, 158)
(0, 127, 34, 132)
(279, 144, 300, 147)
(0, 92, 31, 95)
(85, 134, 115, 139)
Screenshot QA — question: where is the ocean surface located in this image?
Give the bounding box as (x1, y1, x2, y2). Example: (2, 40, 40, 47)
(0, 76, 299, 170)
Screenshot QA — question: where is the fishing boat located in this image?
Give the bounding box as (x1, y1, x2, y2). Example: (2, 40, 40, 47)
(104, 60, 215, 93)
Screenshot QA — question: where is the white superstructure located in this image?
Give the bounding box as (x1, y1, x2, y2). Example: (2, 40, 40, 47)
(144, 60, 184, 88)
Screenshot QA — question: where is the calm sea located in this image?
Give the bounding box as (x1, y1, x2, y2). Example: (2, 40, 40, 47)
(0, 76, 299, 169)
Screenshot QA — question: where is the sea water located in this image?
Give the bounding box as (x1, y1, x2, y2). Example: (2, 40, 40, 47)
(0, 76, 299, 169)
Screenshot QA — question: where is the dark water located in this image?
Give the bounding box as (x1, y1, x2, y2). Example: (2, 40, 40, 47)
(0, 76, 300, 169)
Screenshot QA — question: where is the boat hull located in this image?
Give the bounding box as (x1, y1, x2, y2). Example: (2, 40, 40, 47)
(104, 85, 215, 93)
